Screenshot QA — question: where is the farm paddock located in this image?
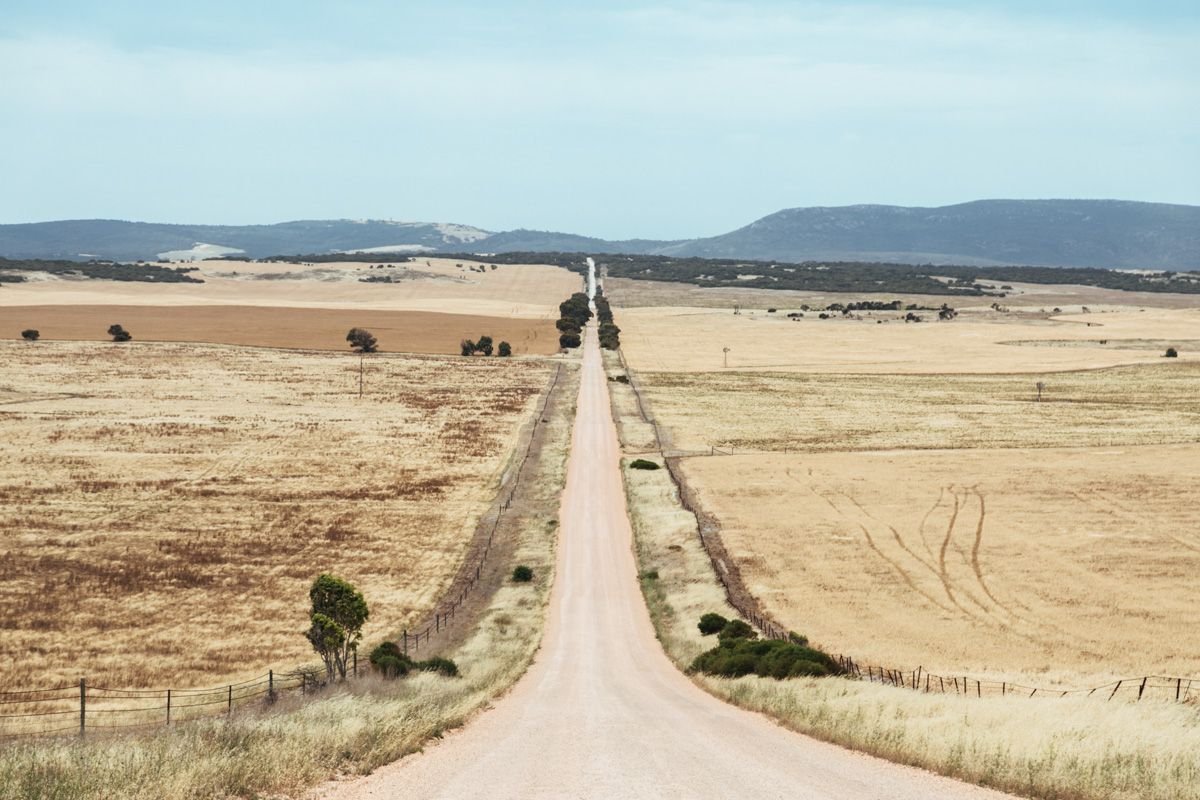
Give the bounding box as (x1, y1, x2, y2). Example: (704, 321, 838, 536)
(0, 340, 555, 691)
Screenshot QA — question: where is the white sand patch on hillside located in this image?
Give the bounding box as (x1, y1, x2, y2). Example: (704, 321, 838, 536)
(157, 243, 245, 261)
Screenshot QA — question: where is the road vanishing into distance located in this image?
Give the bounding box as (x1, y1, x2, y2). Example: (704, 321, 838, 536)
(325, 260, 1017, 799)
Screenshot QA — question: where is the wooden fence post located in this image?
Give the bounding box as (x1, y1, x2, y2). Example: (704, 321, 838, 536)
(1137, 677, 1147, 701)
(166, 688, 172, 725)
(79, 678, 86, 737)
(268, 670, 275, 703)
(227, 685, 233, 714)
(1177, 678, 1182, 702)
(1108, 680, 1122, 701)
(403, 629, 408, 656)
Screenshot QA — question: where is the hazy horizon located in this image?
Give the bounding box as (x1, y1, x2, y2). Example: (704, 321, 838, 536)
(2, 1, 1196, 239)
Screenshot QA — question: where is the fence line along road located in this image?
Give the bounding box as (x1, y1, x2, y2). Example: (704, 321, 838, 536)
(1, 364, 568, 741)
(613, 350, 1199, 707)
(0, 669, 328, 740)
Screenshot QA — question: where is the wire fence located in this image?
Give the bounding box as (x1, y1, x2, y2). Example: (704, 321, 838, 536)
(0, 669, 329, 740)
(613, 352, 1200, 706)
(0, 365, 567, 740)
(400, 363, 563, 655)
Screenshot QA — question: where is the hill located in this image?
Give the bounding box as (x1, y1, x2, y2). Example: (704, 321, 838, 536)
(1, 200, 1196, 269)
(664, 200, 1200, 269)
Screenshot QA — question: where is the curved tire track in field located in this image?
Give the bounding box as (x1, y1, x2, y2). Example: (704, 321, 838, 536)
(786, 469, 959, 616)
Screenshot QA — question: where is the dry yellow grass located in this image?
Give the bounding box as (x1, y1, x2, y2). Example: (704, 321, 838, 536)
(0, 258, 580, 319)
(613, 358, 1200, 800)
(617, 305, 1200, 373)
(0, 339, 553, 692)
(638, 360, 1200, 453)
(682, 447, 1200, 682)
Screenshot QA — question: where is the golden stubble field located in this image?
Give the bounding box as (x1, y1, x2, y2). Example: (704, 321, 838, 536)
(685, 447, 1200, 682)
(0, 340, 554, 691)
(621, 299, 1200, 684)
(617, 305, 1200, 373)
(1, 258, 581, 319)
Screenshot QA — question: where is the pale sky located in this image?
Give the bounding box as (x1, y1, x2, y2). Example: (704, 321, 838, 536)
(1, 1, 1196, 239)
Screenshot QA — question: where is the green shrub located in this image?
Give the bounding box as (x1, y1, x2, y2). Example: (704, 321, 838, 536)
(640, 570, 659, 581)
(368, 641, 414, 678)
(717, 619, 757, 641)
(629, 459, 660, 470)
(497, 341, 512, 357)
(690, 636, 841, 680)
(417, 657, 459, 678)
(512, 565, 534, 582)
(20, 329, 39, 341)
(787, 631, 809, 646)
(559, 332, 581, 349)
(698, 612, 729, 636)
(1165, 347, 1178, 358)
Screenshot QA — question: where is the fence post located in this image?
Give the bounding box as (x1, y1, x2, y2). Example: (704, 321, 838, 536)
(79, 678, 86, 737)
(166, 688, 172, 726)
(403, 629, 408, 656)
(268, 670, 275, 703)
(227, 685, 233, 714)
(1137, 677, 1147, 701)
(1108, 680, 1122, 700)
(1177, 678, 1182, 702)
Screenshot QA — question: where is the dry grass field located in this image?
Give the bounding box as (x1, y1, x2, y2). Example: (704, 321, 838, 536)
(684, 447, 1200, 682)
(619, 300, 1200, 687)
(616, 361, 1200, 800)
(1, 304, 558, 355)
(0, 258, 580, 319)
(617, 305, 1200, 373)
(0, 339, 554, 692)
(604, 275, 1200, 311)
(638, 361, 1200, 453)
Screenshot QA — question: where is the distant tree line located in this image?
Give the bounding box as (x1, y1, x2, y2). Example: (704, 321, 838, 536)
(0, 258, 203, 283)
(433, 251, 1200, 296)
(460, 335, 512, 357)
(594, 290, 620, 350)
(557, 292, 591, 349)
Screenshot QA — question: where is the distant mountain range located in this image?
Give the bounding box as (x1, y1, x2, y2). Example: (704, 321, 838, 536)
(1, 200, 1197, 270)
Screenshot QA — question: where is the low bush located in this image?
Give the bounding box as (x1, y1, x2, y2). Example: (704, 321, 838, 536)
(559, 332, 581, 349)
(20, 329, 39, 341)
(691, 636, 842, 680)
(698, 612, 729, 636)
(629, 459, 660, 470)
(717, 619, 757, 641)
(368, 641, 414, 678)
(417, 656, 459, 678)
(640, 570, 659, 581)
(1165, 347, 1178, 358)
(512, 565, 534, 582)
(368, 642, 459, 679)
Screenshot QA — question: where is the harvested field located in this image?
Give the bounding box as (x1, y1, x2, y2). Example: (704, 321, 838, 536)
(617, 306, 1200, 373)
(603, 275, 1200, 311)
(637, 361, 1200, 453)
(0, 340, 554, 692)
(680, 446, 1200, 682)
(0, 304, 558, 355)
(0, 258, 580, 319)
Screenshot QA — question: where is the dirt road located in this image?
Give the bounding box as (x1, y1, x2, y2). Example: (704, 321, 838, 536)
(323, 326, 1018, 799)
